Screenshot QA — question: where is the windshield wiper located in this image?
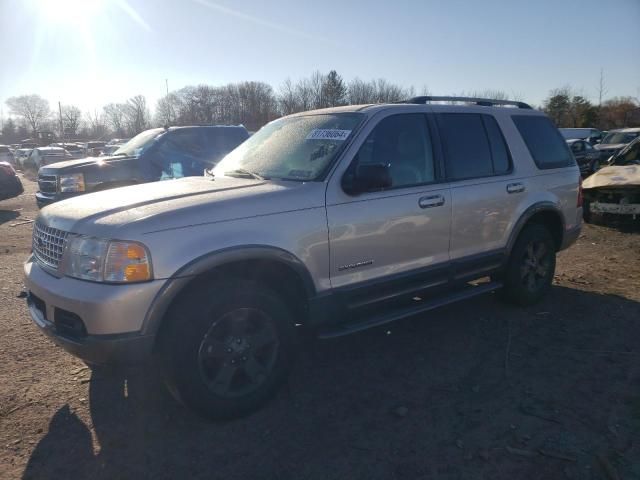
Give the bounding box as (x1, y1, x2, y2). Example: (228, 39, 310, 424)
(224, 168, 266, 180)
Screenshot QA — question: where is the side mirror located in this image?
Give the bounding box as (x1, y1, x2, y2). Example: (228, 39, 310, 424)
(342, 163, 392, 195)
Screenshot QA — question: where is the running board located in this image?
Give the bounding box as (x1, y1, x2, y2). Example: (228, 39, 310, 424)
(317, 281, 503, 339)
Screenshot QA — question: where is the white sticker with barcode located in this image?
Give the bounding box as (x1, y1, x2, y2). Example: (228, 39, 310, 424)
(306, 129, 351, 141)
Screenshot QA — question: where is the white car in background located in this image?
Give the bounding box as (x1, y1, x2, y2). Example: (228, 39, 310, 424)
(28, 147, 72, 169)
(14, 148, 33, 169)
(51, 143, 86, 159)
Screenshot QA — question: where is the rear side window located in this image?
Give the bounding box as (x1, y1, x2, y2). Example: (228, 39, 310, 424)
(0, 146, 9, 153)
(437, 113, 511, 180)
(483, 115, 511, 174)
(512, 116, 573, 169)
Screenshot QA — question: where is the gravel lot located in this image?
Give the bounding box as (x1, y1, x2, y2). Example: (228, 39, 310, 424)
(1, 174, 639, 479)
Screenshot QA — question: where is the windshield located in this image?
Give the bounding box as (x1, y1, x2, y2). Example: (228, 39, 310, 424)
(612, 138, 640, 165)
(113, 128, 165, 156)
(212, 113, 364, 181)
(602, 131, 639, 145)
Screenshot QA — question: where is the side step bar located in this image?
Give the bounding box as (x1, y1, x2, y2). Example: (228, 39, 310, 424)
(317, 281, 503, 339)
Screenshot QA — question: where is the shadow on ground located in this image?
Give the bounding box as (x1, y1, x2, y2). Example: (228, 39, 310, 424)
(0, 210, 20, 226)
(23, 286, 640, 480)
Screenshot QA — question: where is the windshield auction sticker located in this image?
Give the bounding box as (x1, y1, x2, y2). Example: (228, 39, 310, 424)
(306, 129, 351, 141)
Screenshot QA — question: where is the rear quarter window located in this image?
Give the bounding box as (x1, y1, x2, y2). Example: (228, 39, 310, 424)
(512, 115, 574, 169)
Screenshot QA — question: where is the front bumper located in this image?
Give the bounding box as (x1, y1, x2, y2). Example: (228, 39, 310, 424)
(27, 295, 154, 365)
(24, 256, 166, 365)
(591, 202, 640, 215)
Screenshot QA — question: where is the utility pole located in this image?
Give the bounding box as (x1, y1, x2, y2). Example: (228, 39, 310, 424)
(165, 78, 171, 126)
(58, 101, 64, 143)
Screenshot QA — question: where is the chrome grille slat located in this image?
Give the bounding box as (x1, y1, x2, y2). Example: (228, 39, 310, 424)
(32, 222, 69, 270)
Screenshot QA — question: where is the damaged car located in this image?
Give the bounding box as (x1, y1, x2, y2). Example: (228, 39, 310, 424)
(583, 136, 640, 222)
(594, 128, 640, 163)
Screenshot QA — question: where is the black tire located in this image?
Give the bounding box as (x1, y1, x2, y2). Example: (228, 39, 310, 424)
(501, 224, 556, 306)
(158, 279, 296, 420)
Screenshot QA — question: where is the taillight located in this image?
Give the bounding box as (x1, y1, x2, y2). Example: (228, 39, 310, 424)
(577, 176, 583, 207)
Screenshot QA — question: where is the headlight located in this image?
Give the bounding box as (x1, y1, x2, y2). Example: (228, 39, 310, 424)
(63, 235, 152, 283)
(59, 173, 85, 193)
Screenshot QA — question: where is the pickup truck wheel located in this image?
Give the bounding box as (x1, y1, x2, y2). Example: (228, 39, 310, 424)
(501, 224, 556, 306)
(159, 280, 295, 420)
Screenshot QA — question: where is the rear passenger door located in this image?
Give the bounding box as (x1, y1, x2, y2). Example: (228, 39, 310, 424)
(436, 113, 518, 278)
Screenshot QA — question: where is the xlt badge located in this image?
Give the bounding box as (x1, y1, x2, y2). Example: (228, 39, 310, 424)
(338, 260, 373, 271)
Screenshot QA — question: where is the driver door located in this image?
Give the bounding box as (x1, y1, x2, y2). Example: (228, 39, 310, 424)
(326, 112, 451, 290)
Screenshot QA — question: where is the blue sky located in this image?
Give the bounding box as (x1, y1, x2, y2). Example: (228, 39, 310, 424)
(1, 0, 639, 114)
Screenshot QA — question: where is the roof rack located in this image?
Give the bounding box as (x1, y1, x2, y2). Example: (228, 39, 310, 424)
(400, 96, 532, 109)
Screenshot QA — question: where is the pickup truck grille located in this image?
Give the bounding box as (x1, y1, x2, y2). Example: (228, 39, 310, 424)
(32, 221, 69, 270)
(38, 174, 57, 194)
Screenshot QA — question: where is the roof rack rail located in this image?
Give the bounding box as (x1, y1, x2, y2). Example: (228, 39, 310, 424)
(400, 96, 532, 109)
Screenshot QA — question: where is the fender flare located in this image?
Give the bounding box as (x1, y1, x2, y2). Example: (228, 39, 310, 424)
(505, 202, 566, 255)
(141, 245, 316, 336)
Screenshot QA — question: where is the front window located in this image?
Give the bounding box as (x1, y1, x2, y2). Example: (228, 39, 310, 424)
(602, 132, 639, 145)
(212, 113, 364, 181)
(113, 128, 165, 157)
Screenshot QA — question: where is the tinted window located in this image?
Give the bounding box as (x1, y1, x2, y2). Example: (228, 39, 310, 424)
(512, 116, 573, 169)
(354, 113, 435, 188)
(482, 115, 511, 174)
(438, 113, 493, 179)
(155, 129, 207, 177)
(203, 128, 249, 163)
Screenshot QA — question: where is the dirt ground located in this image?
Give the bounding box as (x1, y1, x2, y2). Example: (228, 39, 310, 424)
(1, 174, 639, 480)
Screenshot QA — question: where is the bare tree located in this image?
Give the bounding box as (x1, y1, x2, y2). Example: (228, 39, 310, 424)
(278, 78, 300, 115)
(5, 94, 50, 134)
(347, 77, 376, 104)
(85, 110, 108, 138)
(103, 103, 127, 137)
(123, 95, 149, 135)
(61, 105, 82, 137)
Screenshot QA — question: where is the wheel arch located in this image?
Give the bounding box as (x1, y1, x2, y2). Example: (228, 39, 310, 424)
(142, 245, 316, 337)
(507, 202, 566, 255)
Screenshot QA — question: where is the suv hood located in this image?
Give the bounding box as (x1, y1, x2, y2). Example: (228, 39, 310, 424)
(38, 155, 131, 172)
(38, 176, 326, 237)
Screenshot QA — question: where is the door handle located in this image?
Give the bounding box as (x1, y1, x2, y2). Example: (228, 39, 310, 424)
(506, 182, 525, 194)
(419, 194, 445, 209)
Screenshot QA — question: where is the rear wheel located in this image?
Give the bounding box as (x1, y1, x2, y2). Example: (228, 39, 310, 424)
(158, 279, 296, 420)
(501, 224, 556, 306)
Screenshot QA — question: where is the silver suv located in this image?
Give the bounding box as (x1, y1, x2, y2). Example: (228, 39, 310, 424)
(24, 97, 582, 419)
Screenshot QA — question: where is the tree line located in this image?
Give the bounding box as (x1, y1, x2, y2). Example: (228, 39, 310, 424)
(2, 69, 639, 145)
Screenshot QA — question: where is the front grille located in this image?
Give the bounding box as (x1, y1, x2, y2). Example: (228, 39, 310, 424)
(32, 222, 69, 270)
(38, 174, 57, 194)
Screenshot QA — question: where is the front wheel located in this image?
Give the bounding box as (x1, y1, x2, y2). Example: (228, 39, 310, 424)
(501, 224, 556, 306)
(158, 279, 296, 420)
